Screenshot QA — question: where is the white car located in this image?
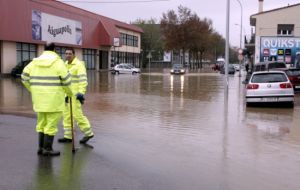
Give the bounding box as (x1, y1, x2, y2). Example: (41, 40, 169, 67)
(170, 64, 185, 74)
(233, 64, 240, 71)
(246, 71, 294, 107)
(112, 63, 140, 74)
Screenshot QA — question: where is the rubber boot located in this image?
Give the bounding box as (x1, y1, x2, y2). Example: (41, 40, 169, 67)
(57, 137, 72, 143)
(79, 135, 94, 144)
(37, 132, 44, 155)
(43, 135, 60, 156)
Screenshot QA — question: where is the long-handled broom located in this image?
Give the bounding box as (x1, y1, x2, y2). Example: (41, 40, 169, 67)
(69, 97, 76, 153)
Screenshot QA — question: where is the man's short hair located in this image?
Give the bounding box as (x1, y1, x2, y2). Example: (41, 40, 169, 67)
(65, 47, 75, 54)
(45, 43, 55, 51)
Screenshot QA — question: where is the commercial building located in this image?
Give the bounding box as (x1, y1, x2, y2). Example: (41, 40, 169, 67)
(0, 0, 143, 74)
(250, 0, 300, 66)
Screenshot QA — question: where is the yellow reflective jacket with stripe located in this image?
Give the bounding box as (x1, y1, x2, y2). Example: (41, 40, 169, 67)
(66, 57, 88, 95)
(21, 51, 73, 112)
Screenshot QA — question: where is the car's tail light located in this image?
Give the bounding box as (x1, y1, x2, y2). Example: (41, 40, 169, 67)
(280, 83, 293, 88)
(288, 76, 297, 82)
(247, 84, 259, 89)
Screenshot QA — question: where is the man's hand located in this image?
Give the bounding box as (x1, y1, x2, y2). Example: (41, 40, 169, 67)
(65, 96, 69, 103)
(76, 93, 85, 104)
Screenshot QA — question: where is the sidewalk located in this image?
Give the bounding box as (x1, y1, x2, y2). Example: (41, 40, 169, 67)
(0, 114, 142, 190)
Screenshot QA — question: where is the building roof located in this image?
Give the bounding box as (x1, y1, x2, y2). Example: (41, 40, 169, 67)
(250, 3, 300, 26)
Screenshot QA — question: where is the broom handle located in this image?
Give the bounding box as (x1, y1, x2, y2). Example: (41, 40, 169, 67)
(70, 97, 75, 152)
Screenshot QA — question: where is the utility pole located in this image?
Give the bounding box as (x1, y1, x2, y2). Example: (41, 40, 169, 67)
(236, 0, 243, 77)
(225, 0, 230, 87)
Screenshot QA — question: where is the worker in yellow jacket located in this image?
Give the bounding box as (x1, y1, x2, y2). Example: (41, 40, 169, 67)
(21, 43, 73, 156)
(58, 48, 94, 144)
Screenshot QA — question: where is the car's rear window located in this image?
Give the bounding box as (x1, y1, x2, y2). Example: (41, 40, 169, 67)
(254, 64, 266, 71)
(268, 62, 286, 69)
(286, 69, 300, 76)
(251, 73, 288, 83)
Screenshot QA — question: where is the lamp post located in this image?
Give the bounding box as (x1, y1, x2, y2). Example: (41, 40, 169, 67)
(235, 0, 243, 77)
(225, 0, 230, 87)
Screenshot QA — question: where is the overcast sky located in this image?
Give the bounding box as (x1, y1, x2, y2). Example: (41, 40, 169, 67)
(62, 0, 300, 47)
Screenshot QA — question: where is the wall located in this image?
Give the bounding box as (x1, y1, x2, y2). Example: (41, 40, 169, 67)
(2, 42, 17, 74)
(115, 28, 141, 53)
(75, 48, 83, 61)
(253, 5, 300, 64)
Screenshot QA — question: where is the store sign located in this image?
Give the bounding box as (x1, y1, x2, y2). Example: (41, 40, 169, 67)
(260, 37, 300, 64)
(113, 38, 120, 47)
(32, 10, 82, 45)
(163, 51, 171, 62)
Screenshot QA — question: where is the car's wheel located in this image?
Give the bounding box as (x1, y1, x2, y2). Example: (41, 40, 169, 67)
(132, 71, 137, 75)
(289, 102, 294, 108)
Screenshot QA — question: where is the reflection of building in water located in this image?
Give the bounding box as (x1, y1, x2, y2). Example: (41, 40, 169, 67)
(0, 0, 142, 74)
(0, 78, 32, 111)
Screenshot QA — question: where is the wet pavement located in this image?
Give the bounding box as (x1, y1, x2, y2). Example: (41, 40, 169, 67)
(1, 69, 300, 190)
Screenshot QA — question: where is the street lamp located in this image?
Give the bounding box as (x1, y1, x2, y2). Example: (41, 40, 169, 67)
(235, 0, 243, 77)
(225, 0, 230, 87)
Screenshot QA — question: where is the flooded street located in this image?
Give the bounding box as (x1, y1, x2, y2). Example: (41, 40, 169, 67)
(1, 70, 300, 190)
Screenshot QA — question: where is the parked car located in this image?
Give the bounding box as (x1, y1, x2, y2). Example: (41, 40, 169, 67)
(112, 63, 140, 74)
(233, 64, 240, 71)
(245, 71, 294, 107)
(253, 61, 286, 72)
(11, 60, 31, 77)
(284, 68, 300, 92)
(170, 64, 185, 74)
(220, 64, 235, 74)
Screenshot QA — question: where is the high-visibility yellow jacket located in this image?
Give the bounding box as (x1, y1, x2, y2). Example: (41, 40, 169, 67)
(66, 57, 88, 95)
(21, 51, 73, 112)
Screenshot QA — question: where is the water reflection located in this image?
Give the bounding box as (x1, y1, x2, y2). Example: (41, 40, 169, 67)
(0, 77, 32, 114)
(29, 145, 91, 190)
(30, 157, 56, 190)
(169, 75, 185, 110)
(3, 71, 300, 189)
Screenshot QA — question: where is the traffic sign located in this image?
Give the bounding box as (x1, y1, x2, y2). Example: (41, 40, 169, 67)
(238, 48, 243, 55)
(146, 52, 152, 59)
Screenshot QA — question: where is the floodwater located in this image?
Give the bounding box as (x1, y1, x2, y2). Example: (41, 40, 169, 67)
(1, 70, 300, 190)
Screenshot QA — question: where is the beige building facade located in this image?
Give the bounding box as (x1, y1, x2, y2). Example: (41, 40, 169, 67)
(250, 2, 300, 65)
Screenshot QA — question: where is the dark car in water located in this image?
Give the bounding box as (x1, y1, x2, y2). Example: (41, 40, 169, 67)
(11, 60, 31, 77)
(284, 68, 300, 92)
(220, 64, 235, 74)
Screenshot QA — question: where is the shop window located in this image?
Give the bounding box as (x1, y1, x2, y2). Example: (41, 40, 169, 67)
(121, 33, 127, 46)
(55, 46, 67, 60)
(16, 43, 37, 65)
(119, 33, 138, 47)
(277, 24, 294, 36)
(83, 49, 96, 69)
(133, 36, 139, 47)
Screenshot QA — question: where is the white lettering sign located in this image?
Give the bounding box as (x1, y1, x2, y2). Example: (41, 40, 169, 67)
(32, 10, 82, 45)
(262, 37, 300, 49)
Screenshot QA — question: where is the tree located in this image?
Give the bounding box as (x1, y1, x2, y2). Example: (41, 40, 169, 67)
(209, 31, 225, 61)
(160, 6, 214, 68)
(133, 18, 164, 68)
